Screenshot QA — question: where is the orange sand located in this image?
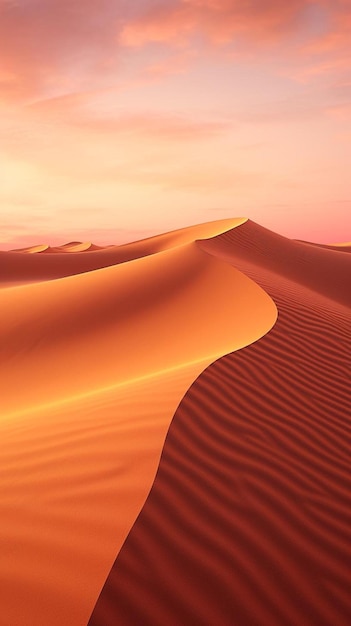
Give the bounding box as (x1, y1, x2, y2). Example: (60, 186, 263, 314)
(0, 219, 276, 626)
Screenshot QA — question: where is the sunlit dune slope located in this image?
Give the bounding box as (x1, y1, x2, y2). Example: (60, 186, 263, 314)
(11, 244, 50, 254)
(0, 218, 276, 626)
(327, 241, 351, 251)
(1, 237, 275, 417)
(1, 217, 247, 285)
(89, 219, 351, 626)
(13, 242, 111, 254)
(0, 365, 204, 626)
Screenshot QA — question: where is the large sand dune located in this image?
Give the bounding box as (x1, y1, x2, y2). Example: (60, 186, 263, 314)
(1, 217, 247, 286)
(88, 220, 351, 626)
(1, 218, 349, 626)
(0, 218, 276, 626)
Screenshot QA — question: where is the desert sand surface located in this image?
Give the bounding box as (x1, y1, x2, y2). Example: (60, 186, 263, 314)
(0, 218, 277, 626)
(88, 220, 351, 626)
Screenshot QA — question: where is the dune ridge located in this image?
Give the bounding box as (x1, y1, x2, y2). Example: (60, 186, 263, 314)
(1, 236, 276, 417)
(296, 239, 351, 254)
(88, 220, 351, 626)
(12, 242, 111, 254)
(1, 217, 247, 286)
(0, 218, 277, 626)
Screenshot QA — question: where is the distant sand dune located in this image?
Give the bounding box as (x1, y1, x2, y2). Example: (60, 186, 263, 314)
(57, 242, 106, 252)
(296, 239, 351, 253)
(0, 218, 276, 626)
(88, 220, 351, 626)
(327, 242, 351, 251)
(12, 242, 108, 254)
(12, 244, 50, 254)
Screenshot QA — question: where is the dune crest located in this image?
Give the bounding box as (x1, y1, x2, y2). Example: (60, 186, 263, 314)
(1, 217, 247, 286)
(1, 238, 276, 417)
(12, 244, 50, 254)
(57, 242, 102, 252)
(327, 240, 351, 246)
(0, 218, 276, 626)
(327, 241, 351, 252)
(296, 239, 351, 254)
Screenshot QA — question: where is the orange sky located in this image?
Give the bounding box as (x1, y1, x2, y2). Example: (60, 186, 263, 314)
(0, 0, 350, 248)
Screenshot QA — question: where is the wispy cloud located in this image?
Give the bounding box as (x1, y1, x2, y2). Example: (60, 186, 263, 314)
(1, 0, 349, 102)
(0, 0, 125, 100)
(68, 112, 232, 140)
(120, 0, 312, 47)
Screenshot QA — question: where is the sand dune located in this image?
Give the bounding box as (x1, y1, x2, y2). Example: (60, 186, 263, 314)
(200, 220, 351, 307)
(12, 242, 108, 254)
(296, 239, 351, 254)
(0, 217, 247, 286)
(327, 242, 351, 252)
(55, 242, 106, 252)
(12, 244, 50, 254)
(1, 237, 276, 416)
(88, 220, 351, 626)
(1, 218, 349, 626)
(0, 219, 276, 626)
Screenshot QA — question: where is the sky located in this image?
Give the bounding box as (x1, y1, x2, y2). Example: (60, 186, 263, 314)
(0, 0, 350, 248)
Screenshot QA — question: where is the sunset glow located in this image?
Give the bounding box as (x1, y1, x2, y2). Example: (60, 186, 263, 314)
(1, 0, 350, 248)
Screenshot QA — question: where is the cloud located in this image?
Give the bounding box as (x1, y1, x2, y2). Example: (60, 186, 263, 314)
(0, 0, 125, 100)
(287, 1, 351, 82)
(144, 48, 198, 78)
(69, 112, 231, 140)
(24, 86, 233, 139)
(156, 165, 264, 191)
(119, 0, 351, 94)
(305, 2, 351, 54)
(326, 102, 351, 120)
(119, 0, 315, 48)
(1, 0, 349, 103)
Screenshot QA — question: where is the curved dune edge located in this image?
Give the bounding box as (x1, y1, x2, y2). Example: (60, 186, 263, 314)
(88, 220, 351, 626)
(57, 242, 95, 252)
(12, 242, 107, 254)
(0, 219, 276, 626)
(1, 218, 247, 286)
(1, 237, 276, 417)
(327, 242, 351, 252)
(327, 240, 351, 247)
(13, 244, 50, 254)
(295, 239, 351, 254)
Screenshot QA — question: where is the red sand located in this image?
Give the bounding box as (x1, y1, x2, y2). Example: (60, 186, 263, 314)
(88, 220, 351, 626)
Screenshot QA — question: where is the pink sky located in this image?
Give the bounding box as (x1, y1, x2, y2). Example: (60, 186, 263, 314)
(0, 0, 350, 248)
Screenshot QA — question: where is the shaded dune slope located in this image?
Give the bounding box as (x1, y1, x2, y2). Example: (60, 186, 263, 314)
(89, 221, 351, 626)
(201, 220, 350, 306)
